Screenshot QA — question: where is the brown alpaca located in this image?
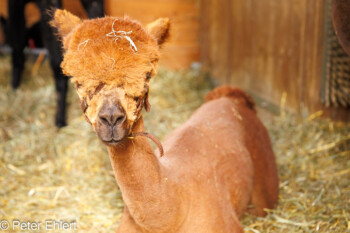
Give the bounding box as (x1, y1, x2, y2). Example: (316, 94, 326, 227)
(52, 10, 279, 233)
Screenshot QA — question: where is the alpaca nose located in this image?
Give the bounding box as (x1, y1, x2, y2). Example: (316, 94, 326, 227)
(98, 104, 126, 127)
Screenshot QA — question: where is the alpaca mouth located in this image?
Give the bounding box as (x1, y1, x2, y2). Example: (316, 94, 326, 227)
(102, 138, 124, 146)
(97, 127, 129, 146)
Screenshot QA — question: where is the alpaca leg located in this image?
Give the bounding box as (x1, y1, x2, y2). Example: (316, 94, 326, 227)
(8, 0, 27, 89)
(245, 170, 278, 217)
(52, 66, 68, 128)
(247, 189, 271, 216)
(246, 152, 279, 217)
(37, 0, 68, 127)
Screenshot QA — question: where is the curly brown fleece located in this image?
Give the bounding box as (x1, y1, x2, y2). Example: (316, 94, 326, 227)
(52, 10, 169, 126)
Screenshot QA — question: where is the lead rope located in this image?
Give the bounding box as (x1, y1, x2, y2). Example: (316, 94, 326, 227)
(128, 132, 164, 157)
(126, 90, 164, 157)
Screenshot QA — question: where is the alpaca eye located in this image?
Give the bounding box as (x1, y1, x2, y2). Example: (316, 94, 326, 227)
(94, 82, 105, 95)
(146, 72, 151, 80)
(134, 96, 142, 109)
(80, 97, 88, 113)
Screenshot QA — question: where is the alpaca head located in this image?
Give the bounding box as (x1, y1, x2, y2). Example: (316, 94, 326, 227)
(52, 10, 169, 146)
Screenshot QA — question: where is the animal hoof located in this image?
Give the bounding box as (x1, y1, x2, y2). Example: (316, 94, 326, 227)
(11, 69, 22, 89)
(55, 117, 67, 128)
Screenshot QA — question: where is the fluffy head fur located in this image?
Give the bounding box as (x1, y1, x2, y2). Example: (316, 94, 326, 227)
(205, 85, 256, 112)
(52, 10, 169, 130)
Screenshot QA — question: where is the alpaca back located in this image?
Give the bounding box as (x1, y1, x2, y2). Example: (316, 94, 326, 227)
(204, 85, 279, 216)
(205, 85, 255, 111)
(161, 85, 278, 221)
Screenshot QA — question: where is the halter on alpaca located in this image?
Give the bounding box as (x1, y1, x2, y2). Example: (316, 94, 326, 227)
(80, 80, 163, 156)
(126, 87, 164, 157)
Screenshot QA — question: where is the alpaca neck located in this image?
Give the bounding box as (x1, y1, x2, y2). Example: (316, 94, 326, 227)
(107, 116, 182, 230)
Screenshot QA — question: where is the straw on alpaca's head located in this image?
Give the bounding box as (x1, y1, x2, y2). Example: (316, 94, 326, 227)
(52, 9, 170, 146)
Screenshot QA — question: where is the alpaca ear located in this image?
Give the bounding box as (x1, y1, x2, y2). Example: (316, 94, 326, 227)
(146, 18, 170, 46)
(51, 9, 82, 40)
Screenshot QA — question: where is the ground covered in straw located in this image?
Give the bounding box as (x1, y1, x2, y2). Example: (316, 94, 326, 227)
(0, 55, 349, 233)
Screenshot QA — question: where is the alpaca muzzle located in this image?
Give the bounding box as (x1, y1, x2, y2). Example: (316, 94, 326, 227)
(96, 102, 129, 145)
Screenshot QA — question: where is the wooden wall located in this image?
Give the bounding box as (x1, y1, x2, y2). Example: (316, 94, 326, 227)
(1, 0, 349, 119)
(0, 0, 200, 69)
(105, 0, 200, 69)
(200, 0, 350, 120)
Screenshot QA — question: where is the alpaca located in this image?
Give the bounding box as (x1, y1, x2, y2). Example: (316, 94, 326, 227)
(52, 10, 279, 233)
(5, 0, 104, 127)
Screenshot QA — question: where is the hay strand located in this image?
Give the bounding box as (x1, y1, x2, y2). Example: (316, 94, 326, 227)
(106, 19, 137, 52)
(0, 55, 348, 232)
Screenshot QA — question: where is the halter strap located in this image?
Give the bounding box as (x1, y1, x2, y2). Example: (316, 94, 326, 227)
(128, 132, 164, 157)
(79, 84, 164, 156)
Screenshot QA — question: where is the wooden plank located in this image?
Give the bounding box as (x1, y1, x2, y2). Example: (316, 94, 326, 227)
(25, 3, 40, 28)
(0, 0, 7, 18)
(0, 0, 5, 43)
(0, 0, 199, 69)
(200, 0, 350, 120)
(200, 0, 230, 83)
(105, 0, 200, 69)
(63, 0, 88, 19)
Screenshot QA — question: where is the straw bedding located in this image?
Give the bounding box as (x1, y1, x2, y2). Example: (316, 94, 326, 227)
(0, 55, 348, 232)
